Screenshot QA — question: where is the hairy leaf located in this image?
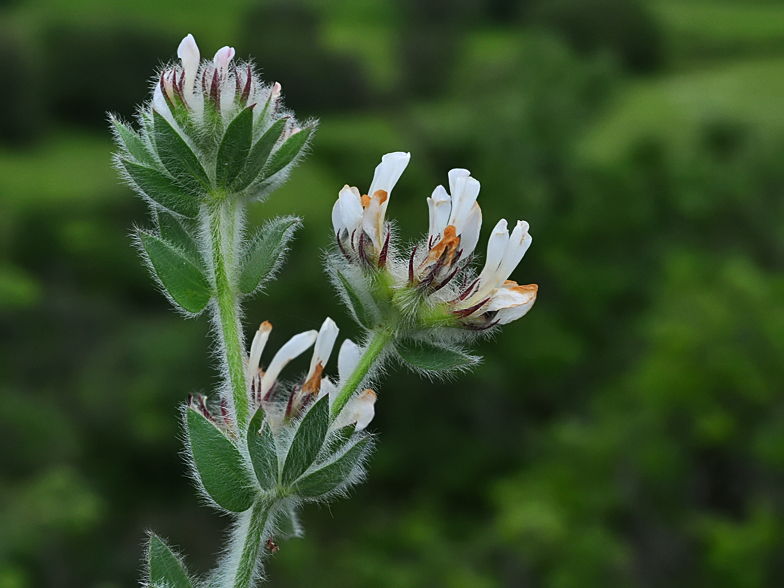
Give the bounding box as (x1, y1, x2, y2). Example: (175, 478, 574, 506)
(153, 110, 211, 189)
(216, 106, 254, 188)
(296, 438, 369, 498)
(230, 118, 286, 192)
(186, 409, 256, 512)
(156, 210, 200, 265)
(263, 125, 312, 178)
(336, 270, 376, 328)
(122, 160, 200, 218)
(281, 395, 330, 486)
(148, 534, 193, 588)
(395, 340, 478, 372)
(113, 118, 154, 165)
(248, 409, 278, 491)
(138, 231, 211, 313)
(238, 216, 300, 294)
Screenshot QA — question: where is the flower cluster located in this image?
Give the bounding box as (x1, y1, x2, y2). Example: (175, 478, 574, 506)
(331, 153, 537, 337)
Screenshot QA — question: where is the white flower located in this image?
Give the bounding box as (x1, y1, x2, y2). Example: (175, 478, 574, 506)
(332, 152, 410, 265)
(416, 168, 483, 288)
(334, 389, 377, 431)
(454, 219, 537, 325)
(177, 34, 200, 101)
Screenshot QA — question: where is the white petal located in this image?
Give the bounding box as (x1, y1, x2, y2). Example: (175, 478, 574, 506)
(449, 176, 481, 233)
(427, 185, 452, 239)
(260, 330, 317, 396)
(177, 34, 200, 97)
(476, 219, 509, 288)
(338, 185, 363, 232)
(331, 199, 343, 235)
(248, 321, 272, 377)
(351, 389, 377, 431)
(488, 284, 538, 324)
(495, 221, 532, 287)
(337, 338, 361, 383)
(367, 152, 410, 200)
(447, 168, 470, 199)
(213, 46, 235, 79)
(458, 202, 482, 258)
(308, 318, 339, 379)
(362, 191, 387, 252)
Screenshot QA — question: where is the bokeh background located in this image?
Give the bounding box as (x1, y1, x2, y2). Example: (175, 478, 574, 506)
(2, 0, 784, 586)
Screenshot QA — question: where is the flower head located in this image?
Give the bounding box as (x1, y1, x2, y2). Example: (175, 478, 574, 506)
(245, 318, 376, 430)
(332, 152, 410, 267)
(330, 154, 537, 336)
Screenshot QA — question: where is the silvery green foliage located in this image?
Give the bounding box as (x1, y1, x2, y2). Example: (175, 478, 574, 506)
(110, 33, 538, 588)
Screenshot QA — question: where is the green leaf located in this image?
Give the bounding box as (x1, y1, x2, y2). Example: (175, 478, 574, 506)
(326, 424, 355, 455)
(216, 106, 254, 188)
(395, 340, 478, 372)
(153, 110, 211, 190)
(139, 231, 211, 314)
(113, 118, 154, 165)
(248, 409, 278, 491)
(336, 270, 376, 328)
(263, 125, 312, 178)
(238, 216, 300, 294)
(148, 534, 193, 588)
(186, 409, 256, 512)
(296, 438, 369, 498)
(281, 395, 330, 486)
(230, 118, 286, 192)
(156, 210, 200, 265)
(122, 160, 200, 218)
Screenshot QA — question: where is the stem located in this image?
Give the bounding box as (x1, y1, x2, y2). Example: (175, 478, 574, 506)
(209, 200, 249, 428)
(230, 499, 272, 588)
(331, 328, 392, 418)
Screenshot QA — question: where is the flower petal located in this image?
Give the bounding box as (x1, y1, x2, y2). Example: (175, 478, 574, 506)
(367, 152, 410, 201)
(495, 220, 532, 287)
(260, 330, 317, 396)
(213, 46, 235, 79)
(308, 318, 339, 379)
(177, 34, 200, 97)
(338, 338, 361, 383)
(248, 321, 272, 377)
(338, 185, 363, 233)
(458, 202, 482, 258)
(487, 282, 538, 324)
(427, 185, 452, 240)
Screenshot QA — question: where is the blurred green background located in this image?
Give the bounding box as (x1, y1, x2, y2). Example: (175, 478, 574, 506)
(1, 0, 784, 586)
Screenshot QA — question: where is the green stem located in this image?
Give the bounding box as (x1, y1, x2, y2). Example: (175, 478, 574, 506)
(331, 328, 392, 418)
(231, 499, 272, 588)
(209, 200, 249, 428)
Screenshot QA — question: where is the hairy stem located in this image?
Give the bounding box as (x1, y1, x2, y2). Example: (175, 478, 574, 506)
(331, 328, 393, 417)
(209, 200, 249, 428)
(228, 499, 273, 588)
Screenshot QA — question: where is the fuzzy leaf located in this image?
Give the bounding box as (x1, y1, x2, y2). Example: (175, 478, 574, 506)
(156, 210, 200, 265)
(122, 160, 200, 218)
(148, 534, 193, 588)
(395, 340, 478, 372)
(153, 110, 211, 189)
(336, 270, 375, 327)
(248, 409, 278, 491)
(230, 118, 286, 192)
(139, 231, 211, 314)
(326, 424, 355, 455)
(186, 409, 256, 512)
(296, 437, 369, 498)
(263, 125, 312, 178)
(238, 216, 300, 294)
(216, 106, 254, 188)
(281, 395, 330, 486)
(113, 118, 154, 165)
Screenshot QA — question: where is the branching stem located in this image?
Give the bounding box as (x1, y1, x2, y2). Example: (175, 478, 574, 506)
(331, 328, 393, 417)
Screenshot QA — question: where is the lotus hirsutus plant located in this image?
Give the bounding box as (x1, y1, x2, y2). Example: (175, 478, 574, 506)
(111, 34, 536, 588)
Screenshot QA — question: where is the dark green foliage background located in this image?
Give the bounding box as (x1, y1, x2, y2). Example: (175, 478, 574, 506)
(1, 1, 783, 587)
